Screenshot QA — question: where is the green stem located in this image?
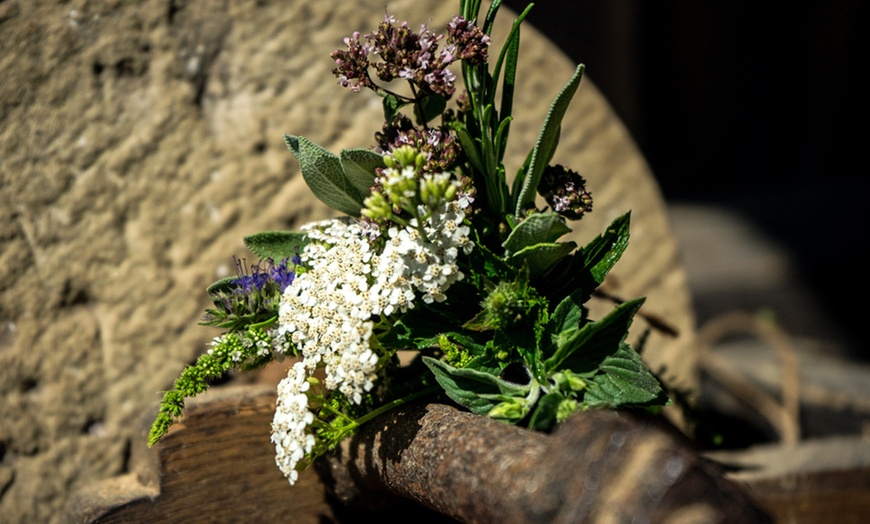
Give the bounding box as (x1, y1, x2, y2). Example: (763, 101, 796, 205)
(249, 315, 278, 330)
(408, 82, 429, 130)
(342, 385, 440, 434)
(407, 199, 431, 242)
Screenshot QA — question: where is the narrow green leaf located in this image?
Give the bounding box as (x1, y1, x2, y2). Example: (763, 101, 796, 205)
(583, 344, 667, 408)
(284, 135, 364, 216)
(339, 148, 383, 195)
(481, 104, 498, 176)
(491, 3, 531, 154)
(493, 116, 513, 164)
(505, 241, 576, 278)
(383, 94, 407, 123)
(414, 93, 448, 126)
(502, 212, 572, 255)
(515, 64, 585, 216)
(544, 297, 645, 374)
(243, 231, 308, 261)
(423, 357, 531, 416)
(482, 0, 505, 35)
(452, 122, 487, 174)
(510, 148, 533, 212)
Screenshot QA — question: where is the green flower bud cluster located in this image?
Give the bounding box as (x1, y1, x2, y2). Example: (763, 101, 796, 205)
(481, 281, 523, 330)
(556, 399, 581, 423)
(547, 371, 587, 423)
(551, 370, 587, 393)
(362, 145, 463, 233)
(487, 398, 529, 421)
(439, 334, 473, 368)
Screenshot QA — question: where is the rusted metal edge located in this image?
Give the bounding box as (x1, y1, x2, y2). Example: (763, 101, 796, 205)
(317, 402, 773, 524)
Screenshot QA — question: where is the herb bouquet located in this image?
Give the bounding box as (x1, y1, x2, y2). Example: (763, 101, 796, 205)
(148, 0, 669, 486)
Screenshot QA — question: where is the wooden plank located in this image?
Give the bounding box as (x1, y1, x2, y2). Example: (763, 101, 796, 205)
(707, 436, 870, 524)
(66, 386, 336, 524)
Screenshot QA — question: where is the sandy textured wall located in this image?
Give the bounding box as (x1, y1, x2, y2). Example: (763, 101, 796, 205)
(0, 2, 696, 522)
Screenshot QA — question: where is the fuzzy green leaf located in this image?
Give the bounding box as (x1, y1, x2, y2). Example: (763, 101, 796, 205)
(515, 64, 585, 216)
(541, 288, 588, 360)
(583, 344, 667, 408)
(423, 357, 532, 417)
(339, 148, 383, 195)
(580, 211, 631, 286)
(505, 241, 576, 278)
(284, 135, 363, 216)
(503, 212, 572, 256)
(537, 212, 631, 305)
(243, 231, 308, 261)
(544, 297, 645, 374)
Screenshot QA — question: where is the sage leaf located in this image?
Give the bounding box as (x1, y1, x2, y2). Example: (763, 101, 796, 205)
(284, 135, 363, 216)
(502, 212, 572, 256)
(243, 231, 308, 261)
(206, 276, 238, 296)
(339, 148, 383, 195)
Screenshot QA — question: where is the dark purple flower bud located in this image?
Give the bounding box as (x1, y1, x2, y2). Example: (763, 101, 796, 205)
(538, 165, 593, 220)
(331, 31, 374, 92)
(447, 16, 491, 65)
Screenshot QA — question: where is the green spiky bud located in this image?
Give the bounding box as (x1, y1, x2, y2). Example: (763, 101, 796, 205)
(552, 370, 587, 393)
(556, 399, 581, 422)
(487, 399, 528, 421)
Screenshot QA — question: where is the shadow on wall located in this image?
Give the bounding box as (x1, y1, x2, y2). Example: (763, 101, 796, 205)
(504, 0, 867, 360)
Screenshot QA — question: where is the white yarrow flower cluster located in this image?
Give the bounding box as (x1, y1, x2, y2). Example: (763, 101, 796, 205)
(271, 362, 315, 484)
(270, 172, 474, 485)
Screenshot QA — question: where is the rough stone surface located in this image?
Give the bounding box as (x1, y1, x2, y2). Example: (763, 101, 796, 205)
(0, 1, 696, 522)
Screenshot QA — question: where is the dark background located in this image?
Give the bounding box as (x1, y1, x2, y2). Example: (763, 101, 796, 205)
(504, 0, 867, 360)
